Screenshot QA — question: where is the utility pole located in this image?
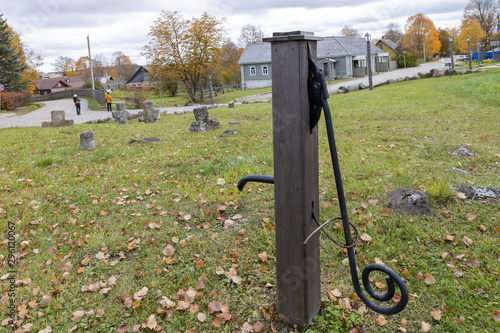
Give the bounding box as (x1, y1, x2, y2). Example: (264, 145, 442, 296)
(87, 35, 95, 99)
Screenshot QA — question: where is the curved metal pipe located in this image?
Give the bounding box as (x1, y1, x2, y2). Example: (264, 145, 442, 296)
(237, 175, 274, 191)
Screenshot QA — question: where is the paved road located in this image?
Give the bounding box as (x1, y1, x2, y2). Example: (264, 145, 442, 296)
(326, 60, 447, 92)
(0, 99, 203, 129)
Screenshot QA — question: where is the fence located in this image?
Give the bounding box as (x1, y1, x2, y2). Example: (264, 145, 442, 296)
(32, 89, 106, 106)
(201, 83, 244, 100)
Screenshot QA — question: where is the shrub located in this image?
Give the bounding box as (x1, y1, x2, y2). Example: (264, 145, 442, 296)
(1, 91, 32, 110)
(397, 51, 419, 68)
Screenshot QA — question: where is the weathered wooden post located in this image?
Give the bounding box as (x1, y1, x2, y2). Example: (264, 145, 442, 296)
(263, 31, 323, 328)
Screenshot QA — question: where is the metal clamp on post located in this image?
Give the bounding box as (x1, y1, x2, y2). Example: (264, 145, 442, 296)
(307, 57, 409, 315)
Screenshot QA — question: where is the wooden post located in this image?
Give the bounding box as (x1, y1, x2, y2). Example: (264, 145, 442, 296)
(263, 31, 323, 328)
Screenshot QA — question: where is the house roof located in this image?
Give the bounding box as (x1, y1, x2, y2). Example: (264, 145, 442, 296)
(34, 76, 85, 90)
(377, 39, 398, 52)
(126, 66, 149, 84)
(238, 36, 383, 65)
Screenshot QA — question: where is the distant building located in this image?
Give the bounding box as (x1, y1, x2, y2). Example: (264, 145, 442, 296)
(125, 66, 150, 88)
(33, 76, 85, 95)
(375, 39, 399, 70)
(238, 36, 389, 89)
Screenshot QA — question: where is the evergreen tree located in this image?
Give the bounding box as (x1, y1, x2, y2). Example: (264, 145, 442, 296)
(0, 13, 26, 91)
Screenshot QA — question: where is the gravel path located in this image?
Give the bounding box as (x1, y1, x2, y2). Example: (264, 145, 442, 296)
(0, 99, 203, 129)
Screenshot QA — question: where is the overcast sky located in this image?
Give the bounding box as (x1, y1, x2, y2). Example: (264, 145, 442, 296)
(1, 0, 469, 73)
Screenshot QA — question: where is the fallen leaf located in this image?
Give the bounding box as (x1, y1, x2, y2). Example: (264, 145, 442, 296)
(217, 178, 226, 185)
(462, 236, 473, 247)
(145, 314, 157, 329)
(197, 312, 207, 322)
(208, 300, 222, 314)
(466, 212, 476, 221)
(176, 301, 190, 310)
(38, 327, 52, 333)
(258, 252, 268, 262)
(444, 235, 455, 242)
(162, 245, 175, 257)
(493, 310, 500, 322)
(360, 233, 372, 242)
(430, 308, 442, 320)
(96, 307, 104, 318)
(72, 310, 85, 322)
(465, 258, 480, 268)
(253, 321, 265, 332)
(117, 323, 130, 333)
(424, 274, 436, 285)
(421, 321, 432, 332)
(215, 267, 225, 275)
(456, 192, 466, 199)
(148, 222, 161, 229)
(376, 315, 387, 326)
(134, 287, 148, 300)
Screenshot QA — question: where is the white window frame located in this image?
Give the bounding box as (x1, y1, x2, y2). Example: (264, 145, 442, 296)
(249, 66, 257, 76)
(262, 65, 268, 75)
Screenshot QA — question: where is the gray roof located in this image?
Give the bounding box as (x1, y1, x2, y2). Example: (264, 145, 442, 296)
(378, 39, 398, 52)
(238, 36, 383, 65)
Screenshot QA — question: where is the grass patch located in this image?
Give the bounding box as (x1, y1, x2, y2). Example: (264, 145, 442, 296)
(0, 70, 499, 332)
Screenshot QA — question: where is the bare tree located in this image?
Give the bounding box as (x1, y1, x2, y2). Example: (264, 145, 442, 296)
(340, 25, 360, 37)
(384, 23, 404, 45)
(238, 24, 264, 47)
(465, 0, 499, 42)
(52, 56, 74, 76)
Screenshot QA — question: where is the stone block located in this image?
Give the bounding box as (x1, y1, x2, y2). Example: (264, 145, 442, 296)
(80, 130, 95, 149)
(41, 110, 74, 128)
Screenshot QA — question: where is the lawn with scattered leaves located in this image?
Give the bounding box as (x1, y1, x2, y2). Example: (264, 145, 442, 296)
(0, 69, 499, 333)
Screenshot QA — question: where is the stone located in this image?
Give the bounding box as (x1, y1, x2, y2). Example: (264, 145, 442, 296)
(130, 137, 162, 144)
(80, 130, 95, 149)
(386, 188, 432, 216)
(337, 86, 349, 93)
(397, 77, 405, 82)
(112, 102, 129, 125)
(138, 100, 160, 123)
(472, 69, 480, 73)
(184, 102, 199, 106)
(452, 167, 468, 174)
(347, 84, 359, 92)
(459, 69, 470, 75)
(388, 79, 397, 84)
(451, 146, 474, 157)
(41, 110, 74, 128)
(358, 83, 366, 90)
(411, 73, 421, 80)
(228, 121, 240, 125)
(189, 106, 220, 132)
(222, 129, 237, 135)
(455, 185, 500, 200)
(417, 71, 430, 78)
(430, 69, 443, 77)
(228, 101, 235, 108)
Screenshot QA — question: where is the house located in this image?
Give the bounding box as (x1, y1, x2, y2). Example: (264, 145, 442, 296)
(238, 36, 389, 89)
(33, 76, 85, 95)
(375, 39, 399, 70)
(126, 66, 150, 88)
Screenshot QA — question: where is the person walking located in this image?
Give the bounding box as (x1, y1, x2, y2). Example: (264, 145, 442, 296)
(105, 92, 113, 112)
(73, 94, 81, 115)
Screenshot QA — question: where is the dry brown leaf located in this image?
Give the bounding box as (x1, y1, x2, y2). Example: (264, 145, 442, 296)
(376, 315, 387, 326)
(162, 245, 175, 257)
(145, 314, 157, 329)
(197, 312, 207, 322)
(465, 258, 480, 268)
(72, 310, 85, 322)
(176, 300, 190, 311)
(258, 252, 268, 262)
(430, 308, 442, 320)
(424, 274, 436, 285)
(253, 321, 265, 332)
(208, 300, 222, 314)
(466, 212, 476, 221)
(148, 222, 161, 229)
(444, 235, 455, 242)
(493, 310, 500, 322)
(215, 266, 225, 275)
(117, 323, 130, 333)
(38, 327, 52, 333)
(462, 236, 473, 247)
(133, 286, 148, 300)
(360, 233, 372, 242)
(421, 321, 432, 332)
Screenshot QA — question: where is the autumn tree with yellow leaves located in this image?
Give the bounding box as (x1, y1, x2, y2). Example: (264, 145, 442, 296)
(458, 17, 487, 53)
(143, 11, 226, 103)
(402, 13, 441, 61)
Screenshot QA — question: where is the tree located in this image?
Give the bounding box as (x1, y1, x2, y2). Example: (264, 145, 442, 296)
(0, 13, 27, 92)
(143, 11, 226, 103)
(464, 0, 499, 44)
(237, 24, 264, 47)
(402, 13, 441, 61)
(340, 25, 360, 37)
(8, 26, 43, 92)
(75, 56, 90, 79)
(438, 28, 451, 57)
(384, 23, 404, 45)
(52, 56, 75, 76)
(110, 51, 134, 80)
(458, 17, 487, 53)
(218, 40, 242, 84)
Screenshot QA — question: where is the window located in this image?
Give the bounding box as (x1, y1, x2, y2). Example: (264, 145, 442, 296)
(250, 66, 256, 76)
(262, 65, 268, 75)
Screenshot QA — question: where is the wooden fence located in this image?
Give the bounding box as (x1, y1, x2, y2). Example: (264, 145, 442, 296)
(201, 83, 245, 100)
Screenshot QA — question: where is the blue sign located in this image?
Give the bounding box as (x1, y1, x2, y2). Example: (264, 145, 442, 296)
(0, 84, 4, 92)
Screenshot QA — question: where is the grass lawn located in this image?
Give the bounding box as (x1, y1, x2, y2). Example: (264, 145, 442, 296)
(0, 69, 499, 332)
